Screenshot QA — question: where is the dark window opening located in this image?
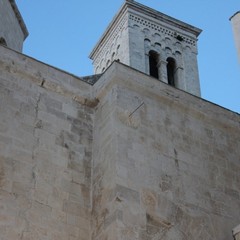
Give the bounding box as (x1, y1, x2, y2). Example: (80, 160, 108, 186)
(0, 37, 7, 47)
(176, 35, 184, 41)
(149, 51, 159, 79)
(167, 57, 176, 86)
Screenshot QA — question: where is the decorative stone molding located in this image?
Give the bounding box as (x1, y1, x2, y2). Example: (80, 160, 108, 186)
(129, 13, 196, 46)
(90, 0, 201, 96)
(91, 14, 128, 66)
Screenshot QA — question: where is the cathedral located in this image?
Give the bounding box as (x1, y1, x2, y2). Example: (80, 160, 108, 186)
(0, 0, 239, 239)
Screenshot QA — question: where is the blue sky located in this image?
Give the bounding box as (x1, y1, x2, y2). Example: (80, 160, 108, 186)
(16, 0, 240, 113)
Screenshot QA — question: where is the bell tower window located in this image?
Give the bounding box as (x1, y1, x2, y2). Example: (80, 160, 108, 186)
(167, 57, 176, 86)
(149, 50, 159, 79)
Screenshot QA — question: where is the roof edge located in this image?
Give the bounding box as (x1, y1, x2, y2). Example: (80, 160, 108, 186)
(230, 11, 240, 21)
(89, 1, 128, 59)
(89, 0, 202, 60)
(9, 0, 29, 39)
(127, 0, 202, 36)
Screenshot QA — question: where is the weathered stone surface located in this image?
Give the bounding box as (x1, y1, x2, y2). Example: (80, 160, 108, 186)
(90, 1, 201, 96)
(0, 2, 240, 239)
(233, 225, 240, 240)
(0, 0, 28, 51)
(91, 62, 240, 240)
(0, 45, 92, 240)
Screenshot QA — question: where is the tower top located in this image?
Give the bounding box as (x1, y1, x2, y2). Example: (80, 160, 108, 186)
(89, 0, 202, 96)
(90, 0, 201, 61)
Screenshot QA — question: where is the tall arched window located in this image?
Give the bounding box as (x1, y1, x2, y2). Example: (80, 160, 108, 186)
(166, 57, 176, 86)
(149, 50, 159, 79)
(0, 37, 7, 47)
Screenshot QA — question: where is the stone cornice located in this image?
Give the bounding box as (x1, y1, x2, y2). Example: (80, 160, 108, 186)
(8, 0, 29, 39)
(126, 0, 202, 37)
(129, 12, 197, 46)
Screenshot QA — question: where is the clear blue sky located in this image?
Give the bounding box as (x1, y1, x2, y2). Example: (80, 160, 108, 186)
(16, 0, 240, 113)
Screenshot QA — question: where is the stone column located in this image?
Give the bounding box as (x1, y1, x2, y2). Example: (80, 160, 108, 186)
(158, 59, 168, 83)
(230, 11, 240, 63)
(174, 65, 184, 90)
(233, 224, 240, 240)
(145, 53, 150, 75)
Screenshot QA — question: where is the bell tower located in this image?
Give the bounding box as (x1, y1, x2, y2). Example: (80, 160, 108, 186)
(0, 0, 28, 52)
(90, 0, 202, 96)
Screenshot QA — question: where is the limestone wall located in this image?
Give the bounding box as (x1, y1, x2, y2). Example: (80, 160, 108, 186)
(92, 62, 240, 240)
(0, 0, 27, 51)
(0, 45, 93, 240)
(0, 45, 239, 240)
(91, 69, 120, 239)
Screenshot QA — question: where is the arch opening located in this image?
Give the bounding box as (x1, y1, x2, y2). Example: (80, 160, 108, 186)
(149, 50, 159, 79)
(167, 57, 176, 86)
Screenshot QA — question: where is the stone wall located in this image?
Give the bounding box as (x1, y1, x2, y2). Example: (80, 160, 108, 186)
(128, 7, 201, 97)
(92, 63, 240, 240)
(90, 7, 129, 74)
(0, 45, 239, 240)
(0, 0, 27, 51)
(0, 45, 93, 240)
(91, 69, 120, 239)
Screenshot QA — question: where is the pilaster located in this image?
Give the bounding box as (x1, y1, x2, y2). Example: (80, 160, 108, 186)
(158, 58, 168, 83)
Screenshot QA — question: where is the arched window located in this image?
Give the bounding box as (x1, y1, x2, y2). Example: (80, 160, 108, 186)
(149, 50, 159, 79)
(116, 45, 120, 55)
(166, 57, 176, 86)
(111, 52, 115, 61)
(0, 37, 7, 47)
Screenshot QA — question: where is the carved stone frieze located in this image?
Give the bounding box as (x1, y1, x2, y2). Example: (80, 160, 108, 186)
(129, 13, 196, 47)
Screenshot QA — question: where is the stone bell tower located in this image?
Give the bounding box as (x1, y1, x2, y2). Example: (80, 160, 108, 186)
(0, 0, 28, 52)
(90, 0, 202, 96)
